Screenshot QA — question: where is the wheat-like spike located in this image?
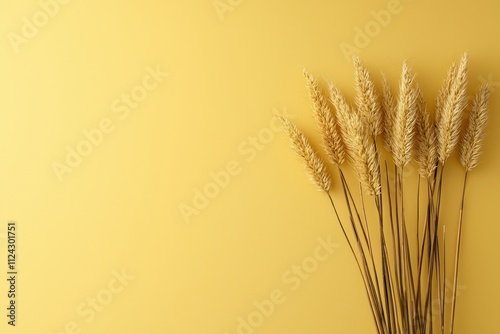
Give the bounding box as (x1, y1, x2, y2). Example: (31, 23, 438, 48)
(435, 61, 457, 126)
(415, 86, 438, 179)
(303, 69, 345, 165)
(280, 118, 332, 192)
(328, 83, 351, 140)
(381, 72, 397, 152)
(353, 55, 382, 137)
(459, 83, 491, 171)
(437, 52, 469, 164)
(393, 61, 418, 168)
(329, 82, 381, 196)
(328, 83, 355, 158)
(353, 126, 382, 196)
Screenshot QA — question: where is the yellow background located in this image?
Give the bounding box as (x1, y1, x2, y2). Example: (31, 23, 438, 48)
(0, 0, 499, 333)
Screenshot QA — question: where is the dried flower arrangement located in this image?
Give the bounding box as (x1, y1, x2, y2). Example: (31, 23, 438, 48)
(280, 53, 491, 334)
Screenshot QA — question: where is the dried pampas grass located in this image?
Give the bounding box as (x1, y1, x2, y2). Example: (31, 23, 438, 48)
(437, 52, 469, 164)
(329, 82, 381, 195)
(415, 87, 438, 179)
(460, 83, 491, 171)
(381, 73, 396, 152)
(392, 62, 418, 168)
(353, 55, 382, 137)
(280, 117, 331, 192)
(303, 69, 345, 165)
(280, 53, 492, 334)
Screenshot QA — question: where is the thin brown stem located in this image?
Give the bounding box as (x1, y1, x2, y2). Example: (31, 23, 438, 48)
(449, 171, 468, 334)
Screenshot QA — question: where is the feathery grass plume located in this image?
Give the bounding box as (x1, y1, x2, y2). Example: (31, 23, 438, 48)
(415, 86, 438, 179)
(303, 69, 345, 165)
(459, 83, 491, 171)
(435, 61, 457, 126)
(328, 83, 356, 158)
(381, 73, 397, 152)
(328, 82, 351, 138)
(280, 118, 332, 192)
(437, 52, 469, 164)
(392, 61, 418, 168)
(329, 83, 381, 196)
(353, 55, 382, 137)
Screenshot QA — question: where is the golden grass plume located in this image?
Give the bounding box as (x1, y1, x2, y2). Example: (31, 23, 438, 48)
(353, 55, 382, 137)
(392, 61, 418, 168)
(381, 73, 396, 152)
(415, 86, 438, 179)
(437, 52, 469, 164)
(329, 82, 381, 196)
(303, 69, 345, 165)
(459, 83, 491, 171)
(280, 117, 332, 192)
(435, 61, 457, 126)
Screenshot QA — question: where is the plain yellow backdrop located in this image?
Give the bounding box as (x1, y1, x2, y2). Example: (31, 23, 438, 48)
(0, 0, 499, 333)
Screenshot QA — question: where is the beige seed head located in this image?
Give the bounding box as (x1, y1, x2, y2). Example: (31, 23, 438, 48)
(415, 86, 438, 179)
(381, 73, 397, 152)
(303, 69, 345, 165)
(328, 83, 355, 159)
(459, 83, 491, 171)
(392, 61, 418, 168)
(353, 55, 382, 137)
(435, 61, 457, 126)
(280, 118, 332, 192)
(329, 82, 381, 196)
(328, 82, 352, 140)
(353, 125, 382, 196)
(437, 52, 469, 164)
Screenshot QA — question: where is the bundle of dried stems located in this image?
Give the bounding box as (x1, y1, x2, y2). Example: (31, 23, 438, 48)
(282, 53, 491, 334)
